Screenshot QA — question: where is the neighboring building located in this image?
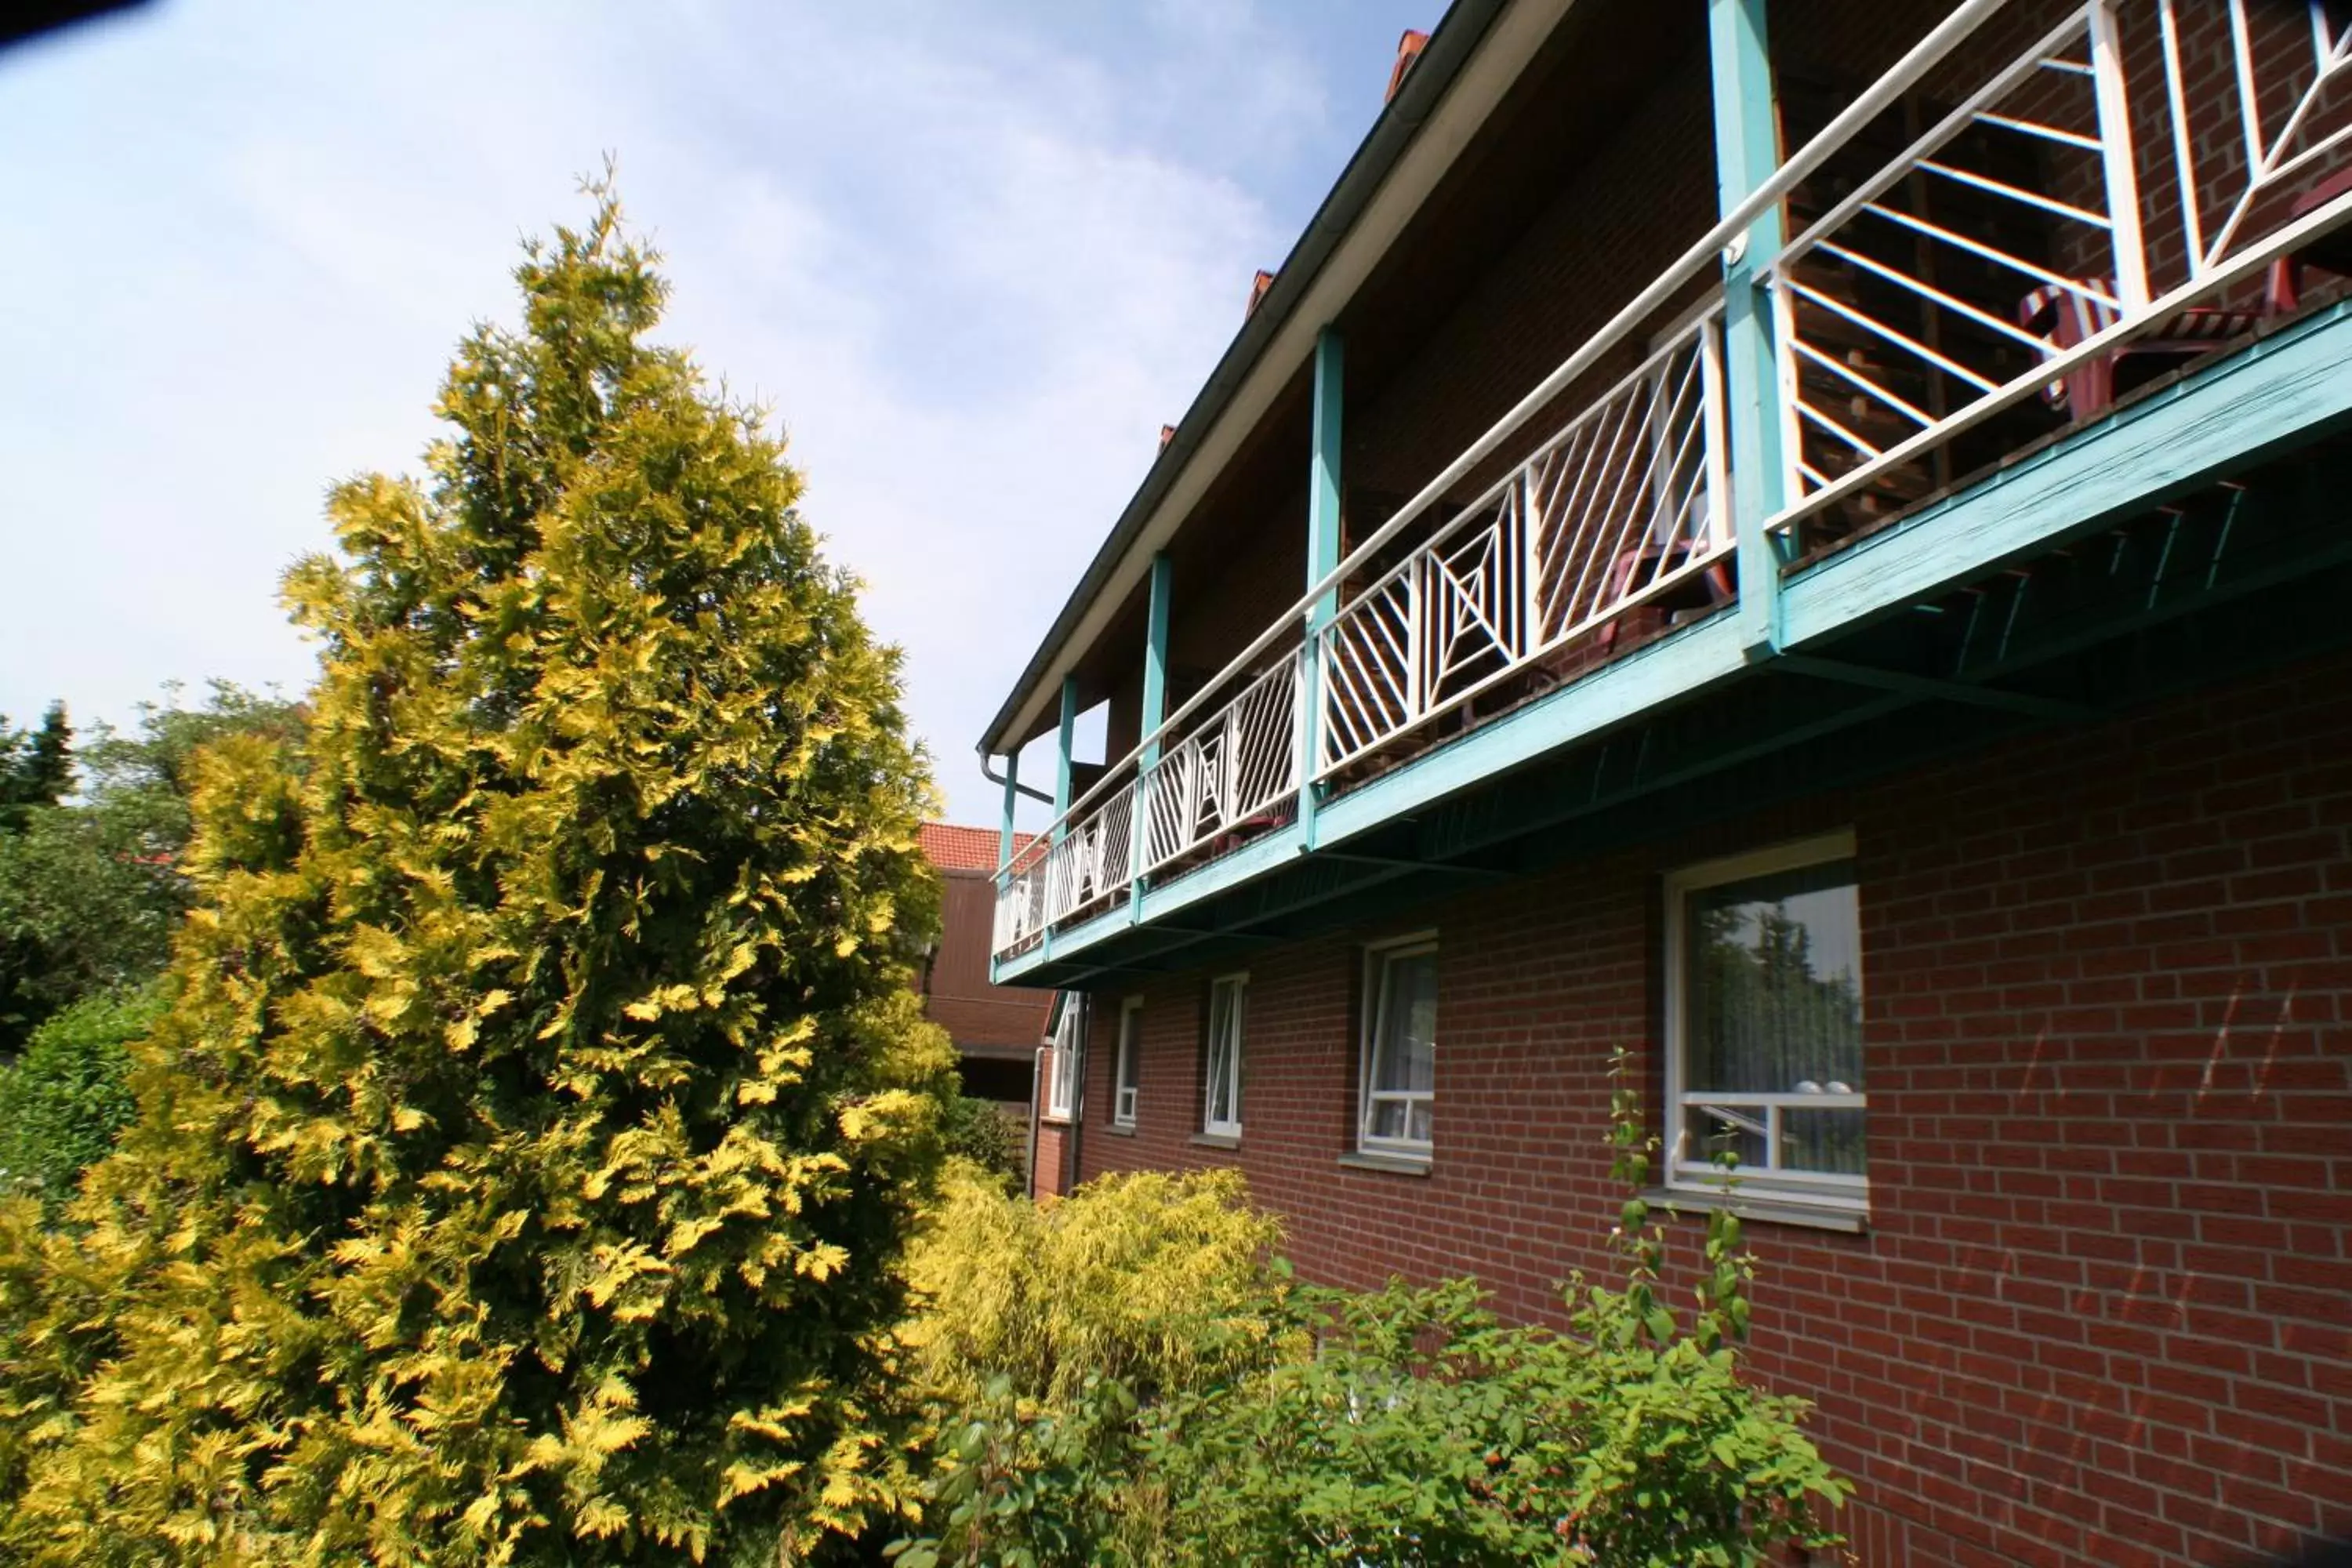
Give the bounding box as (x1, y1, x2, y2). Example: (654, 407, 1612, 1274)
(979, 4, 2352, 1565)
(917, 822, 1053, 1109)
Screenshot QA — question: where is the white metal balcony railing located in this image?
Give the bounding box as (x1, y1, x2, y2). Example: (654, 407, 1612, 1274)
(1144, 652, 1304, 869)
(1767, 0, 2352, 535)
(1316, 313, 1727, 779)
(995, 0, 2352, 964)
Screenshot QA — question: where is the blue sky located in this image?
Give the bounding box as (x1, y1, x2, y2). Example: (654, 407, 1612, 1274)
(0, 0, 1433, 823)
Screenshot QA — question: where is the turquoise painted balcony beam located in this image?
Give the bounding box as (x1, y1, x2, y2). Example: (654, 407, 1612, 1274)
(1772, 655, 2096, 721)
(1139, 554, 1173, 769)
(1316, 615, 1751, 850)
(996, 751, 1021, 870)
(995, 822, 1312, 985)
(1778, 299, 2352, 649)
(1131, 553, 1174, 916)
(1708, 0, 1788, 659)
(1051, 674, 1079, 844)
(1298, 328, 1344, 848)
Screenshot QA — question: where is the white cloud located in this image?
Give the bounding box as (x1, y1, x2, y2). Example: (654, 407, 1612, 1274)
(0, 0, 1414, 820)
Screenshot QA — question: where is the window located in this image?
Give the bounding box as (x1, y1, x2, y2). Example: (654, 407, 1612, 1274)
(1044, 996, 1082, 1122)
(1203, 975, 1246, 1138)
(1112, 997, 1142, 1128)
(1359, 938, 1437, 1159)
(1665, 833, 1865, 1214)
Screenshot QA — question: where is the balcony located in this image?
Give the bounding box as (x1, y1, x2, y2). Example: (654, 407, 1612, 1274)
(995, 0, 2352, 977)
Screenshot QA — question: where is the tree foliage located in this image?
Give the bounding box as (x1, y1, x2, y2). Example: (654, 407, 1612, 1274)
(0, 180, 948, 1566)
(0, 706, 72, 838)
(0, 704, 78, 1052)
(0, 684, 303, 1056)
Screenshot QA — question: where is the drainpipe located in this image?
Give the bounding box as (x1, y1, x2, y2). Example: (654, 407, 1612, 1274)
(1065, 995, 1089, 1195)
(1026, 1044, 1047, 1200)
(982, 753, 1056, 807)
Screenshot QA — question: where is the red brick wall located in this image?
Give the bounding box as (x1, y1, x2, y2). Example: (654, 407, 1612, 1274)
(1033, 1120, 1073, 1200)
(1070, 645, 2352, 1568)
(926, 868, 1054, 1051)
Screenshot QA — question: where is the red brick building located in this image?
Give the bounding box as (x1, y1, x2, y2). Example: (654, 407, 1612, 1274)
(984, 3, 2352, 1564)
(916, 822, 1052, 1109)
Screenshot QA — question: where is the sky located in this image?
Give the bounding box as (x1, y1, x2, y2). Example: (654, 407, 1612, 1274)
(0, 0, 1435, 826)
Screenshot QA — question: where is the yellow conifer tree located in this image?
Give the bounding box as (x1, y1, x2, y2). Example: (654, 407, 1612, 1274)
(0, 180, 950, 1566)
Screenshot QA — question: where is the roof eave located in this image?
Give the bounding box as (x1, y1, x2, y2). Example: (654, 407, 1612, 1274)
(976, 0, 1517, 757)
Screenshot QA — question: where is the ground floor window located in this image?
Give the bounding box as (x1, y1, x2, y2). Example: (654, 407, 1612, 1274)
(1665, 832, 1865, 1213)
(1044, 996, 1081, 1123)
(1359, 937, 1437, 1160)
(1112, 997, 1142, 1128)
(1203, 975, 1245, 1138)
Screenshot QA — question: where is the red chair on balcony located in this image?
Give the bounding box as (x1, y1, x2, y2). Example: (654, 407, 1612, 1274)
(2017, 278, 2275, 421)
(2270, 165, 2352, 314)
(1592, 537, 1737, 652)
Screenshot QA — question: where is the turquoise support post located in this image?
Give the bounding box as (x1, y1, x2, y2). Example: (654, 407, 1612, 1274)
(1131, 554, 1172, 916)
(1052, 675, 1080, 843)
(997, 750, 1021, 871)
(1709, 0, 1788, 659)
(1139, 554, 1173, 771)
(1298, 329, 1344, 848)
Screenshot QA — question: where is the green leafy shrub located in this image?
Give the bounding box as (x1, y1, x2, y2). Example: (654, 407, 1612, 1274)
(889, 1167, 1290, 1565)
(0, 989, 161, 1205)
(937, 1089, 1026, 1192)
(892, 1051, 1849, 1566)
(904, 1165, 1289, 1410)
(1146, 1273, 1847, 1566)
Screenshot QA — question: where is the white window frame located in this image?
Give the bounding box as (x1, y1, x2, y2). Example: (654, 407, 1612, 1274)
(1202, 974, 1246, 1139)
(1112, 996, 1142, 1128)
(1357, 935, 1438, 1161)
(1663, 830, 1867, 1215)
(1043, 997, 1082, 1123)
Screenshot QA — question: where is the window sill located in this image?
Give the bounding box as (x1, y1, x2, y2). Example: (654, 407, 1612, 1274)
(1338, 1150, 1432, 1178)
(1190, 1131, 1242, 1150)
(1645, 1186, 1867, 1235)
(1040, 1114, 1073, 1127)
(1104, 1121, 1137, 1138)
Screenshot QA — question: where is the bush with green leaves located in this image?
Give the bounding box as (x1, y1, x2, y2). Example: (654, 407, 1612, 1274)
(1142, 1270, 1847, 1566)
(891, 1051, 1849, 1566)
(891, 1166, 1291, 1566)
(902, 1164, 1289, 1414)
(0, 684, 303, 1054)
(935, 1090, 1026, 1192)
(0, 989, 162, 1207)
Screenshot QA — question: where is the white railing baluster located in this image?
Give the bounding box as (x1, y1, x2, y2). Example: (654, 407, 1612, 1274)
(2158, 1, 2205, 271)
(2088, 0, 2150, 307)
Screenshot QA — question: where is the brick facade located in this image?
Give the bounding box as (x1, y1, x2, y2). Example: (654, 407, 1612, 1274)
(1063, 647, 2352, 1568)
(920, 824, 1052, 1108)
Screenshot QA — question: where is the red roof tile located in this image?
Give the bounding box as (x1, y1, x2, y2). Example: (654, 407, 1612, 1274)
(920, 821, 1029, 873)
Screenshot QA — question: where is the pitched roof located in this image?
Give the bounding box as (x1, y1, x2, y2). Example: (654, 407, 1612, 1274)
(920, 821, 1028, 873)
